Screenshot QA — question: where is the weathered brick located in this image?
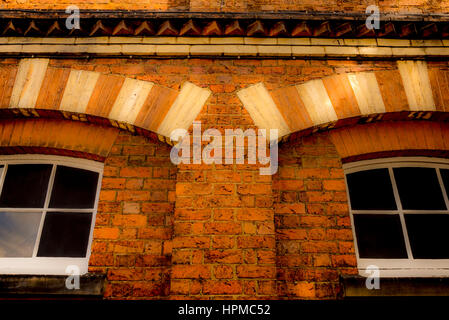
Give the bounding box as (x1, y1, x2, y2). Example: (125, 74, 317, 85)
(236, 208, 273, 221)
(204, 250, 242, 263)
(203, 281, 242, 295)
(172, 265, 211, 279)
(236, 266, 275, 278)
(94, 227, 120, 239)
(111, 214, 147, 227)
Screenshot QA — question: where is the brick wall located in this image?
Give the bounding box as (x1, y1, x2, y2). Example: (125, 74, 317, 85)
(76, 57, 387, 299)
(90, 131, 177, 299)
(90, 126, 357, 299)
(171, 162, 277, 299)
(274, 134, 357, 299)
(1, 0, 448, 14)
(1, 57, 448, 299)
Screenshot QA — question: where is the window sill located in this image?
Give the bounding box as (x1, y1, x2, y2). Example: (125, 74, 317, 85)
(0, 273, 106, 298)
(342, 275, 449, 297)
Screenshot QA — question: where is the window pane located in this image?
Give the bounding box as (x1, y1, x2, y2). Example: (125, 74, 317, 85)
(346, 169, 397, 210)
(0, 212, 41, 257)
(439, 169, 449, 199)
(0, 164, 52, 208)
(37, 212, 92, 258)
(49, 166, 99, 209)
(393, 167, 446, 210)
(405, 214, 449, 259)
(353, 214, 408, 259)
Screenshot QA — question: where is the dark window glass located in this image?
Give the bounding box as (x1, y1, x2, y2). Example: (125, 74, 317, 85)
(439, 169, 449, 199)
(346, 169, 397, 210)
(49, 166, 99, 209)
(404, 214, 449, 259)
(393, 167, 446, 210)
(353, 214, 408, 259)
(37, 212, 92, 258)
(0, 164, 52, 208)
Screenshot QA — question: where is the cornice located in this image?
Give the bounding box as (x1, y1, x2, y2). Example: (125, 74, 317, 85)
(0, 10, 446, 39)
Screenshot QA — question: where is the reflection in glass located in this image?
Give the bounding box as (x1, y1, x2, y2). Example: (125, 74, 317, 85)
(0, 212, 41, 257)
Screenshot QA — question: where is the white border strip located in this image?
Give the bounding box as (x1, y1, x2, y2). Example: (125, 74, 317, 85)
(0, 37, 447, 58)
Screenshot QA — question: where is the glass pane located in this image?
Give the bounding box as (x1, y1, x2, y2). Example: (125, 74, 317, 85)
(405, 214, 449, 259)
(353, 214, 408, 259)
(37, 212, 92, 258)
(0, 212, 42, 257)
(393, 167, 446, 210)
(439, 169, 449, 199)
(49, 166, 99, 209)
(0, 164, 52, 208)
(346, 169, 397, 210)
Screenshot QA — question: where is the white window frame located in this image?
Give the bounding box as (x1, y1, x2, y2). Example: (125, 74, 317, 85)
(0, 154, 103, 276)
(344, 157, 449, 277)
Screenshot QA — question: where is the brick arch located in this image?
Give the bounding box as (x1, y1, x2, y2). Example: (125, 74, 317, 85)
(273, 119, 449, 299)
(0, 118, 119, 161)
(328, 120, 449, 162)
(0, 58, 211, 143)
(237, 60, 449, 139)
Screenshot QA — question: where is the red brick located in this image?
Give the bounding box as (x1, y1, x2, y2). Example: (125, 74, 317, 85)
(132, 282, 166, 297)
(236, 266, 275, 279)
(112, 214, 147, 227)
(274, 203, 306, 214)
(138, 227, 172, 240)
(298, 168, 330, 179)
(287, 282, 316, 298)
(173, 236, 210, 249)
(108, 268, 144, 281)
(94, 227, 120, 239)
(214, 209, 234, 220)
(204, 250, 242, 263)
(212, 236, 235, 249)
(89, 253, 114, 266)
(203, 281, 242, 295)
(102, 178, 126, 189)
(323, 179, 346, 191)
(331, 255, 357, 267)
(171, 280, 190, 295)
(175, 208, 211, 220)
(120, 167, 152, 177)
(125, 178, 144, 190)
(236, 208, 272, 221)
(204, 222, 242, 235)
(301, 241, 338, 253)
(172, 265, 211, 279)
(214, 265, 234, 279)
(301, 216, 335, 228)
(176, 183, 213, 195)
(277, 229, 307, 240)
(237, 184, 271, 195)
(237, 236, 275, 249)
(104, 283, 133, 298)
(116, 191, 151, 201)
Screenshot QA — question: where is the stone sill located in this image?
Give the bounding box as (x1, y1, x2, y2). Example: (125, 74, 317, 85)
(342, 275, 449, 297)
(0, 273, 106, 298)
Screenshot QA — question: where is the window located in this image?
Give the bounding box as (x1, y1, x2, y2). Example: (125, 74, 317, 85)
(344, 157, 449, 277)
(0, 155, 103, 275)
